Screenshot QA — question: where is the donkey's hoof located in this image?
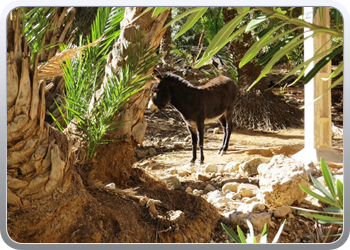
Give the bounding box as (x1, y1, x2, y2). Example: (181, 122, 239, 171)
(217, 150, 226, 156)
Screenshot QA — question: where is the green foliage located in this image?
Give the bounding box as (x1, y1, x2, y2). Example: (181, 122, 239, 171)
(71, 73, 144, 158)
(195, 9, 250, 68)
(91, 7, 124, 59)
(174, 8, 208, 40)
(292, 158, 343, 242)
(60, 7, 124, 122)
(159, 7, 343, 91)
(241, 7, 343, 90)
(62, 35, 157, 158)
(302, 46, 343, 84)
(225, 53, 239, 85)
(170, 45, 205, 70)
(61, 38, 157, 158)
(199, 8, 225, 44)
(152, 7, 169, 17)
(221, 220, 286, 243)
(20, 7, 57, 54)
(168, 8, 225, 48)
(292, 158, 343, 226)
(55, 7, 158, 158)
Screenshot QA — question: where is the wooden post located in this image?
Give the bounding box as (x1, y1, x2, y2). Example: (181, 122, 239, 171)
(293, 7, 342, 163)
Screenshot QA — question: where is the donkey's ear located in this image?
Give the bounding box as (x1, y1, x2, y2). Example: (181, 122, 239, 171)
(153, 69, 163, 79)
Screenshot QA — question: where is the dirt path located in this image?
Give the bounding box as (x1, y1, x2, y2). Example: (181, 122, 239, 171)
(132, 84, 343, 243)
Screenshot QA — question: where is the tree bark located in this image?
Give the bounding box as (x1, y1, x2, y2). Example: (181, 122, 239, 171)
(85, 8, 171, 185)
(7, 9, 72, 209)
(103, 7, 170, 144)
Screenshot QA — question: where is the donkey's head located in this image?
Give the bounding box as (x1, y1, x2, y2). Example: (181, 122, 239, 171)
(148, 73, 172, 112)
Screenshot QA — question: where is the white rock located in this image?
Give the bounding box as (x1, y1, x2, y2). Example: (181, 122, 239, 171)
(183, 164, 196, 173)
(232, 193, 242, 200)
(258, 155, 310, 206)
(239, 157, 268, 177)
(225, 191, 242, 200)
(196, 172, 213, 181)
(167, 118, 175, 125)
(177, 169, 190, 177)
(212, 197, 232, 208)
(184, 135, 191, 142)
(222, 182, 240, 193)
(207, 190, 222, 203)
(242, 197, 260, 204)
(205, 163, 218, 173)
(162, 137, 171, 144)
(222, 162, 240, 173)
(168, 167, 177, 174)
(225, 191, 235, 199)
(213, 127, 220, 134)
(105, 183, 115, 190)
(237, 202, 265, 213)
(237, 183, 259, 198)
(193, 189, 204, 196)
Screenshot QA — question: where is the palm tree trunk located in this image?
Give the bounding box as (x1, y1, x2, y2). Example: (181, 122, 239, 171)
(104, 7, 170, 143)
(7, 9, 71, 208)
(85, 7, 171, 185)
(7, 10, 92, 242)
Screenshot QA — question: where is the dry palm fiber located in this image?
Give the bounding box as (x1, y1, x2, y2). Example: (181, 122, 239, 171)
(232, 86, 303, 131)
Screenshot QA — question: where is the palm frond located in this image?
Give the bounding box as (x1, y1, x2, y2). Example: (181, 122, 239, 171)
(38, 37, 104, 78)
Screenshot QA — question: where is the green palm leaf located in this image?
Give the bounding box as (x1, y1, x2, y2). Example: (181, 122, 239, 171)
(299, 184, 338, 207)
(302, 46, 343, 84)
(309, 174, 335, 202)
(278, 43, 342, 84)
(237, 225, 247, 243)
(245, 15, 268, 32)
(195, 10, 250, 68)
(257, 36, 294, 65)
(240, 24, 299, 68)
(336, 179, 343, 207)
(174, 7, 208, 39)
(300, 214, 343, 224)
(152, 7, 169, 17)
(221, 223, 241, 243)
(247, 32, 314, 91)
(320, 158, 337, 199)
(163, 7, 207, 30)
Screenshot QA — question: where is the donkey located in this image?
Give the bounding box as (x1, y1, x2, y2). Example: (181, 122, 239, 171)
(148, 73, 238, 164)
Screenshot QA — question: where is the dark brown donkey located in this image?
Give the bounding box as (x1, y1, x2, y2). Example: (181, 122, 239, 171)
(148, 73, 238, 164)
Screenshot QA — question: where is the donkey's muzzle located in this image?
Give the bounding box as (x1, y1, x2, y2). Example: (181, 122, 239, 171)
(148, 99, 160, 112)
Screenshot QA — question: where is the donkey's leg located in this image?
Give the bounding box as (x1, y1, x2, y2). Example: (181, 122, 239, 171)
(188, 126, 198, 163)
(218, 116, 227, 154)
(222, 117, 233, 152)
(197, 122, 205, 164)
